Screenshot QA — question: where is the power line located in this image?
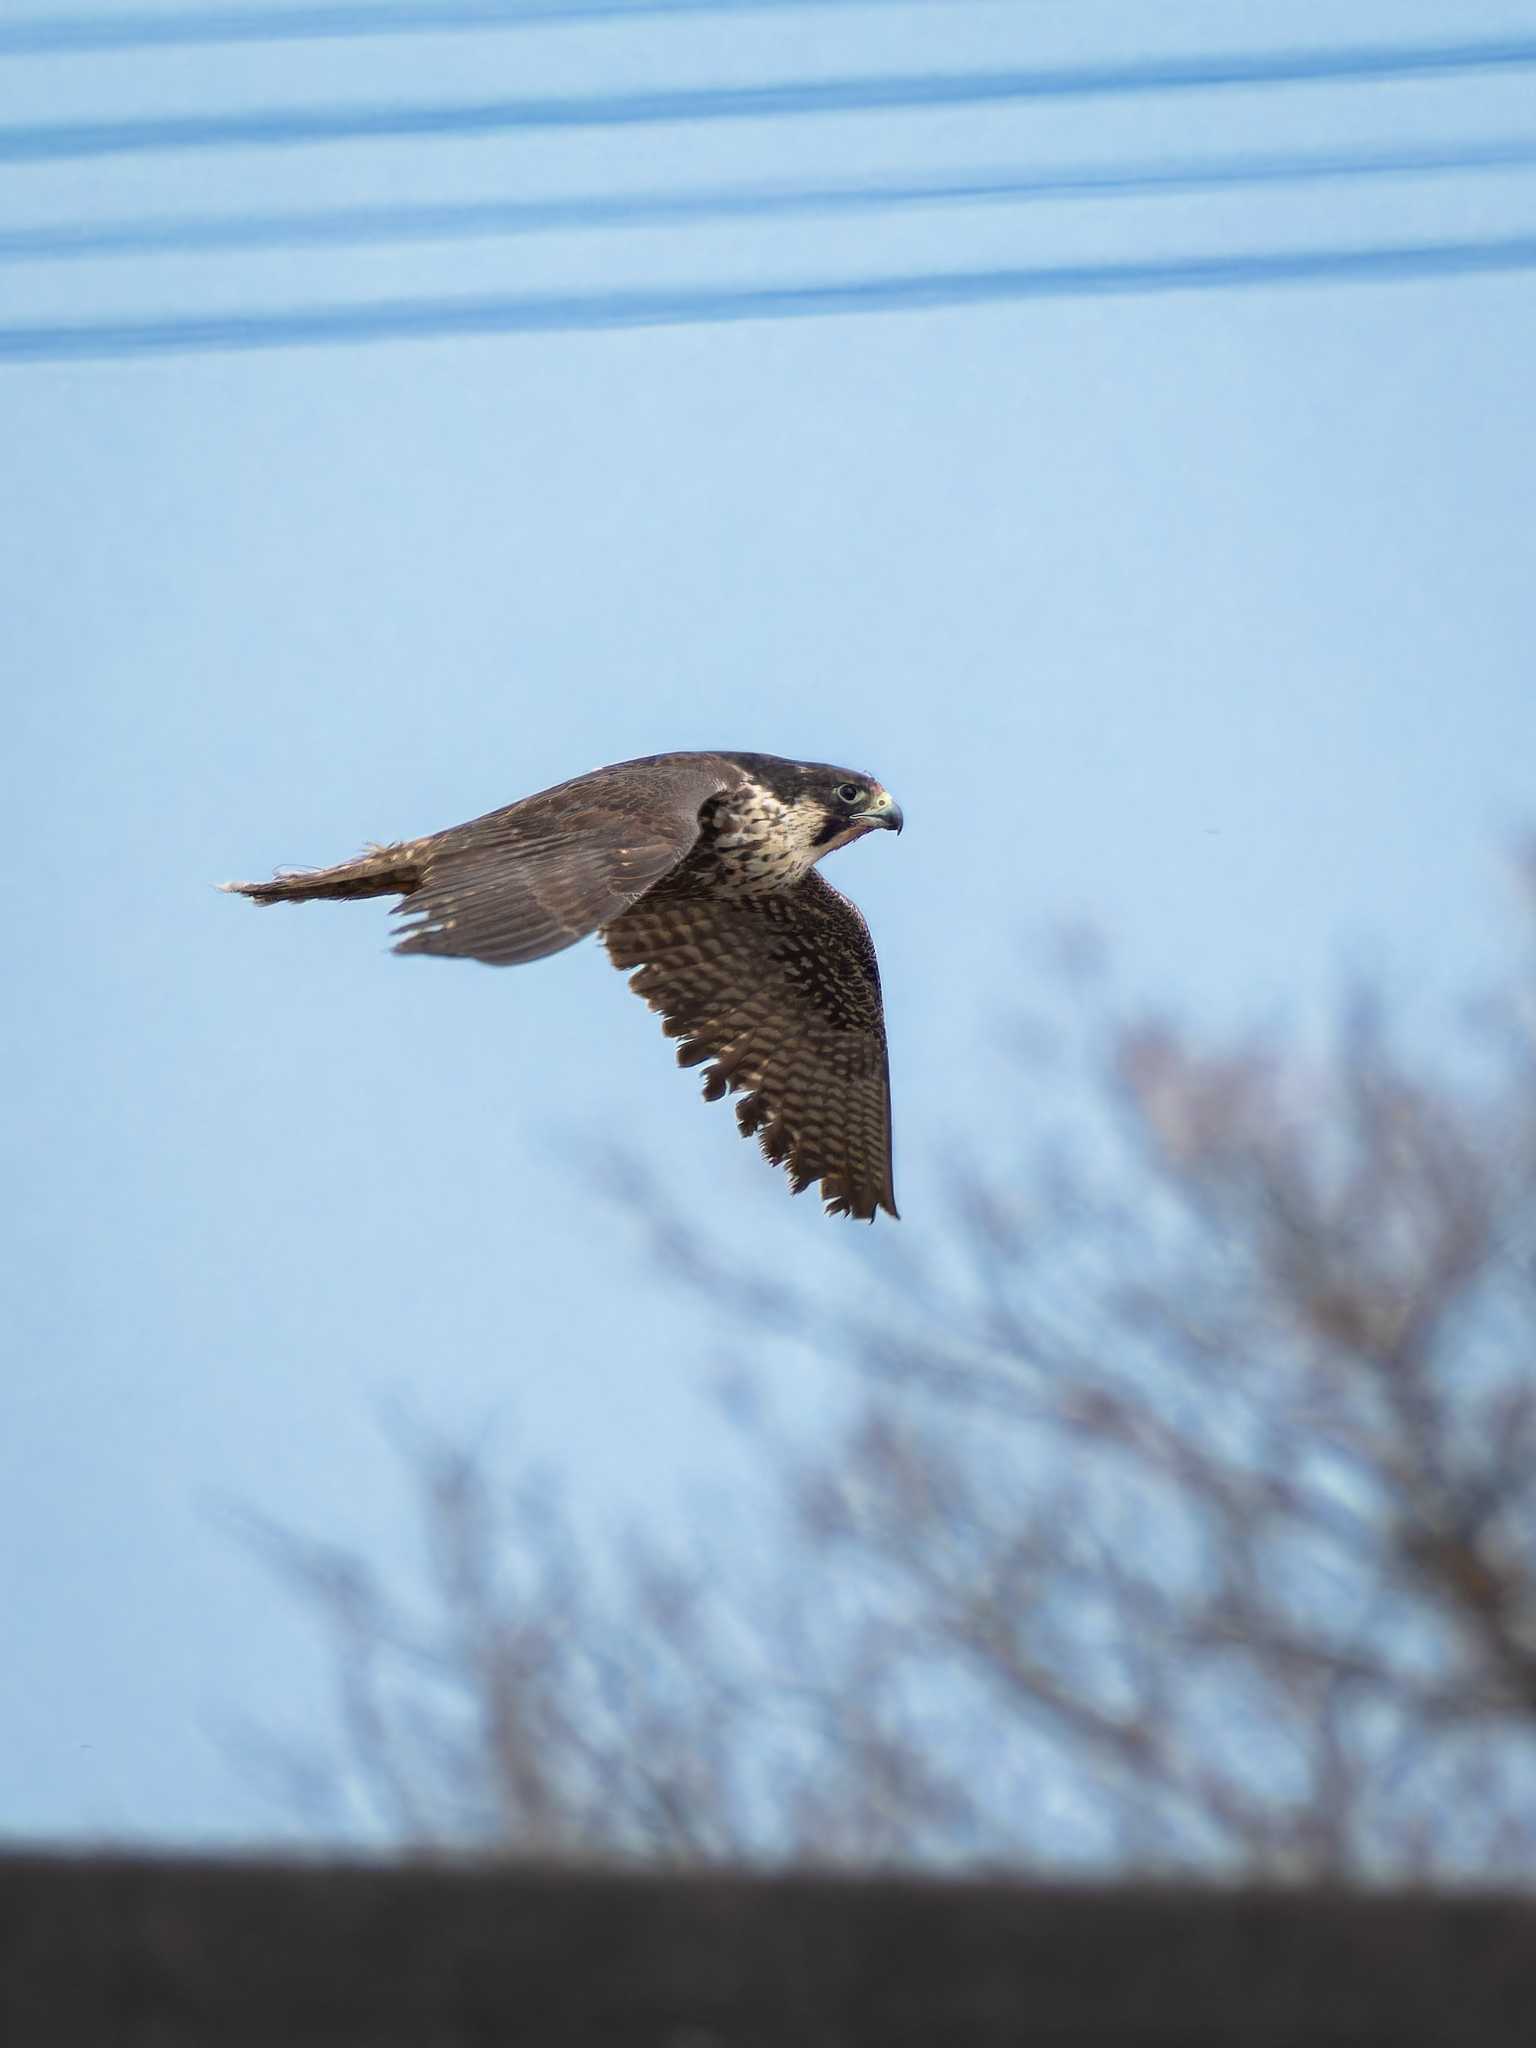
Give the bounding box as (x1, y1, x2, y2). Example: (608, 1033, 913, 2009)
(8, 137, 1536, 264)
(3, 233, 1533, 364)
(0, 0, 929, 58)
(5, 36, 1535, 163)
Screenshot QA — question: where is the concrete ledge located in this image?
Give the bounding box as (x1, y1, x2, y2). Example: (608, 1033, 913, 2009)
(3, 1851, 1534, 2045)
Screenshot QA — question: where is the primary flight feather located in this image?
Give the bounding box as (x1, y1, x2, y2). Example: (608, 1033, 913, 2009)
(223, 750, 902, 1220)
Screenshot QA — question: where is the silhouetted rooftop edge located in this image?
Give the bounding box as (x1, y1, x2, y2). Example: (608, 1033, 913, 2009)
(5, 1849, 1536, 2046)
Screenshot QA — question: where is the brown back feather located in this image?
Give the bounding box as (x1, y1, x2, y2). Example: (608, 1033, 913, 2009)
(390, 757, 747, 965)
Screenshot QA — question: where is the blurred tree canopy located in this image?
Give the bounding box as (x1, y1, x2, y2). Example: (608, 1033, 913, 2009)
(238, 855, 1536, 1880)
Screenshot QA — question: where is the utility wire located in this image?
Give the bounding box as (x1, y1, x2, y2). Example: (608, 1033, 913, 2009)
(3, 233, 1533, 364)
(0, 0, 933, 58)
(8, 137, 1536, 264)
(4, 36, 1535, 163)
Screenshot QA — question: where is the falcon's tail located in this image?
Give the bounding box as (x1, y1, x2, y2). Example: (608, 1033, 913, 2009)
(219, 844, 420, 906)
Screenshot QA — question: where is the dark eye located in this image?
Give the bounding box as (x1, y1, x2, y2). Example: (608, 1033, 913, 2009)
(835, 783, 863, 805)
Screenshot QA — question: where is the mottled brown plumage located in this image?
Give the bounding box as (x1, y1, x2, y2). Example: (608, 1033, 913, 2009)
(223, 751, 902, 1219)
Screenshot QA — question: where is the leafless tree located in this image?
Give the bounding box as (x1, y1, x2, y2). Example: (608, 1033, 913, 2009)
(241, 866, 1536, 1880)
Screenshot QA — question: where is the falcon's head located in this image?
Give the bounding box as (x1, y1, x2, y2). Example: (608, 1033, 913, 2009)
(732, 753, 904, 862)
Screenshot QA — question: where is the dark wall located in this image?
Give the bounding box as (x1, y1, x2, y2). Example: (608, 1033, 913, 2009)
(3, 1852, 1533, 2047)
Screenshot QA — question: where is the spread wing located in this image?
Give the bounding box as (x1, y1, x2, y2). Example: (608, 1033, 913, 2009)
(604, 869, 897, 1220)
(389, 755, 744, 966)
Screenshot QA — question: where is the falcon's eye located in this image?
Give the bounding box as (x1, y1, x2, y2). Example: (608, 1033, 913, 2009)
(835, 783, 864, 806)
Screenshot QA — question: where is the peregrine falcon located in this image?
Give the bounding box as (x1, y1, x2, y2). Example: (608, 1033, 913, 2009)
(223, 751, 902, 1219)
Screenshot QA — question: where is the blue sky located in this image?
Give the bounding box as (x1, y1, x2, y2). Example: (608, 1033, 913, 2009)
(3, 0, 1535, 1843)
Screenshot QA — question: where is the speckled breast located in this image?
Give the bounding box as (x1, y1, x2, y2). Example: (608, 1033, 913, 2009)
(675, 789, 816, 896)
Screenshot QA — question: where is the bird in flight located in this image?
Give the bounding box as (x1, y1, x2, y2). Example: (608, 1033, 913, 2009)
(223, 751, 903, 1219)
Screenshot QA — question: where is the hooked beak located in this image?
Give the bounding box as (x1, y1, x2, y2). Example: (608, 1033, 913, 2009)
(864, 790, 903, 834)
